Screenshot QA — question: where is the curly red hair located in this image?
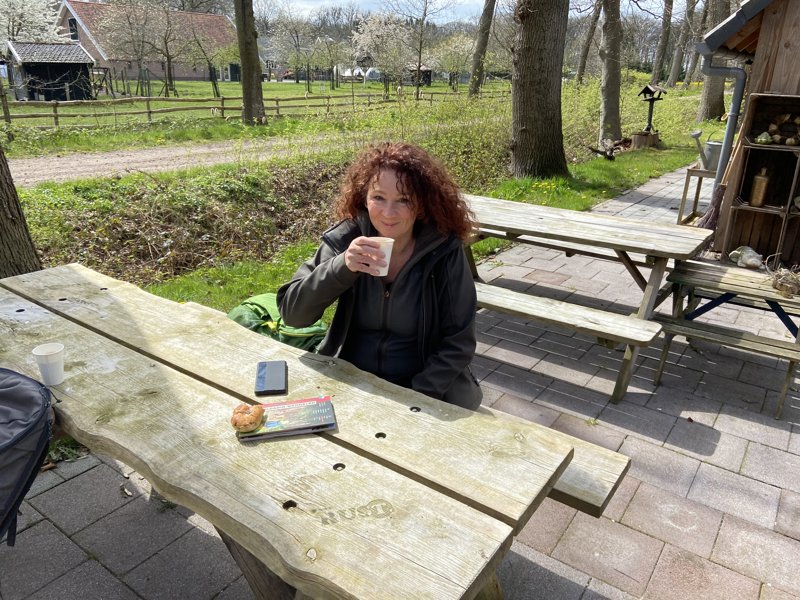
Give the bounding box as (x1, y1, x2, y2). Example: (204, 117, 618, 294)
(334, 142, 474, 240)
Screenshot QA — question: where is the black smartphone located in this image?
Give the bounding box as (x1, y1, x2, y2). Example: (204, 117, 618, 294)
(254, 360, 288, 396)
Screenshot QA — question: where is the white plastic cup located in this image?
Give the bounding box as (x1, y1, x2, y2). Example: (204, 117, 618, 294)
(371, 237, 395, 276)
(32, 343, 65, 386)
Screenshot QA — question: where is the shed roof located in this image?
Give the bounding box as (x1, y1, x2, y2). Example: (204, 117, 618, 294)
(6, 41, 94, 64)
(697, 0, 774, 59)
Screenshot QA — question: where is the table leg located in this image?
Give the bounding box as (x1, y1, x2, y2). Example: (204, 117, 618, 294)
(216, 527, 312, 600)
(611, 257, 668, 403)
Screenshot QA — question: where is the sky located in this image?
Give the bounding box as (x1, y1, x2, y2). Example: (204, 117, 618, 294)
(288, 0, 488, 23)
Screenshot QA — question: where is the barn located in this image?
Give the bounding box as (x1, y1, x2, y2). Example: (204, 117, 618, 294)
(5, 41, 94, 101)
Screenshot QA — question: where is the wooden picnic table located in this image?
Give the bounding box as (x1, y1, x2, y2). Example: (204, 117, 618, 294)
(0, 264, 629, 600)
(464, 194, 714, 402)
(655, 259, 800, 419)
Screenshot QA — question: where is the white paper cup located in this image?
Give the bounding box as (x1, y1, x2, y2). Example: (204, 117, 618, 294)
(371, 237, 395, 276)
(32, 342, 65, 386)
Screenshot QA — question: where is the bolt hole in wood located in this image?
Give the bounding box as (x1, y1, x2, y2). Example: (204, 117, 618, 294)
(375, 432, 386, 439)
(410, 406, 420, 412)
(100, 287, 108, 291)
(58, 298, 67, 301)
(282, 500, 297, 510)
(333, 463, 345, 471)
(15, 309, 24, 312)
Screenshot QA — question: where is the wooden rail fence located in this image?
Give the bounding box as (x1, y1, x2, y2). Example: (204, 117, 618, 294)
(0, 90, 510, 129)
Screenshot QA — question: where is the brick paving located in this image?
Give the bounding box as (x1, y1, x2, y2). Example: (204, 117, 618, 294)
(2, 165, 800, 600)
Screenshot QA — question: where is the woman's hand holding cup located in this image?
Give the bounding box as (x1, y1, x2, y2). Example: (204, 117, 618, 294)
(345, 236, 394, 276)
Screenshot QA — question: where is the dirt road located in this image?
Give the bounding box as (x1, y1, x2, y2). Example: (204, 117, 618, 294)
(7, 138, 287, 187)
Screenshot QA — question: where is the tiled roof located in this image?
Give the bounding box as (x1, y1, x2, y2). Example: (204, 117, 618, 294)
(66, 1, 237, 60)
(7, 41, 94, 64)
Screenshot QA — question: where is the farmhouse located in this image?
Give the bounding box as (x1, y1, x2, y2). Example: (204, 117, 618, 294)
(56, 0, 240, 83)
(5, 41, 94, 101)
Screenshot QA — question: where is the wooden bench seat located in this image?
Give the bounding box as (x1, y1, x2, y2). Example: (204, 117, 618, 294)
(474, 282, 662, 406)
(475, 282, 662, 347)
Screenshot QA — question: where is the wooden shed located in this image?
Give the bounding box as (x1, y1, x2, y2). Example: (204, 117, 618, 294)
(5, 41, 94, 102)
(703, 0, 800, 267)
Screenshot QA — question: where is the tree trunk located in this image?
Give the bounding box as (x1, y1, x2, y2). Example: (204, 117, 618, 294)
(468, 0, 497, 97)
(510, 0, 569, 178)
(234, 0, 265, 125)
(666, 0, 696, 87)
(696, 0, 730, 121)
(599, 0, 622, 144)
(650, 0, 674, 84)
(0, 148, 41, 278)
(683, 0, 707, 88)
(576, 0, 602, 85)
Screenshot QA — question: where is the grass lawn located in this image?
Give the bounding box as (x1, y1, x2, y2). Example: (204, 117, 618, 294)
(18, 71, 727, 313)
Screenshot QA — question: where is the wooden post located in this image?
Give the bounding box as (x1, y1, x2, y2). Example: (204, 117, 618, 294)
(0, 75, 13, 141)
(52, 102, 59, 127)
(275, 98, 280, 117)
(146, 97, 152, 123)
(220, 96, 225, 119)
(326, 95, 330, 114)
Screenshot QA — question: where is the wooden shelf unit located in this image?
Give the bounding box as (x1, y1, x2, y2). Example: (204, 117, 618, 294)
(723, 93, 800, 268)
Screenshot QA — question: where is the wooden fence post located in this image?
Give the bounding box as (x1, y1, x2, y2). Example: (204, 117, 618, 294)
(146, 97, 152, 123)
(275, 98, 280, 117)
(326, 96, 330, 114)
(220, 96, 225, 119)
(52, 101, 59, 127)
(0, 76, 13, 141)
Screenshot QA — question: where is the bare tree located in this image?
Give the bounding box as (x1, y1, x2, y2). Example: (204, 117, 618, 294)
(599, 0, 622, 144)
(510, 0, 569, 177)
(275, 4, 315, 88)
(146, 6, 195, 96)
(575, 0, 602, 84)
(683, 0, 707, 88)
(650, 0, 674, 84)
(0, 147, 40, 278)
(666, 0, 696, 87)
(696, 0, 729, 121)
(101, 0, 157, 94)
(234, 0, 265, 124)
(468, 0, 497, 97)
(169, 0, 233, 14)
(384, 0, 453, 99)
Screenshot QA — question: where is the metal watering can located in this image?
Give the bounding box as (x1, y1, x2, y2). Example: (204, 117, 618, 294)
(690, 130, 722, 171)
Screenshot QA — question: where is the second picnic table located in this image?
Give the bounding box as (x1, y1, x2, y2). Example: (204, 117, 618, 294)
(464, 194, 714, 402)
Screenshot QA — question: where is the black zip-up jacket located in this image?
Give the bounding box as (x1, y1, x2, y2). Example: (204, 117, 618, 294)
(277, 212, 481, 409)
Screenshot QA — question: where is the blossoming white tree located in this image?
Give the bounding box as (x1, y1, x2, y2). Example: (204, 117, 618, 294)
(351, 14, 413, 96)
(0, 0, 62, 43)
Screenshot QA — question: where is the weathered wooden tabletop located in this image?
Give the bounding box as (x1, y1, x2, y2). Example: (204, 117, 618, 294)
(0, 264, 628, 600)
(466, 194, 713, 260)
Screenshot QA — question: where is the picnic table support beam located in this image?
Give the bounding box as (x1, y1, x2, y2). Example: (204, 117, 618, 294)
(614, 250, 648, 291)
(611, 257, 668, 403)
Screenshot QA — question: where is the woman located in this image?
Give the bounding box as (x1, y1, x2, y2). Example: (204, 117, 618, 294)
(277, 142, 481, 409)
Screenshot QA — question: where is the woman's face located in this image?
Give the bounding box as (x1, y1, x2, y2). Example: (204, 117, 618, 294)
(366, 169, 417, 243)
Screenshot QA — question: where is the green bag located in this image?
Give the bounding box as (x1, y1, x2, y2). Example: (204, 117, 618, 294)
(227, 292, 327, 352)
